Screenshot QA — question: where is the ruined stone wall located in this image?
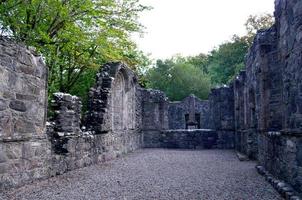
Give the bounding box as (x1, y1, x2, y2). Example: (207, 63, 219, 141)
(0, 58, 144, 189)
(234, 26, 279, 159)
(153, 130, 218, 149)
(258, 0, 302, 194)
(141, 89, 169, 148)
(168, 95, 211, 130)
(48, 90, 143, 176)
(142, 88, 234, 149)
(234, 71, 247, 154)
(233, 0, 302, 194)
(86, 62, 142, 134)
(209, 86, 235, 149)
(49, 62, 144, 175)
(0, 38, 51, 189)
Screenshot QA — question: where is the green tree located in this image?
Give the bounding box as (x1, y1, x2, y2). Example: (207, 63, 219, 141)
(208, 36, 249, 85)
(186, 53, 209, 74)
(207, 13, 274, 85)
(0, 0, 150, 100)
(146, 57, 211, 101)
(244, 13, 275, 45)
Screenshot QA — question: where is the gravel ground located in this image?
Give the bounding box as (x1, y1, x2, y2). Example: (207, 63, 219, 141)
(1, 149, 281, 200)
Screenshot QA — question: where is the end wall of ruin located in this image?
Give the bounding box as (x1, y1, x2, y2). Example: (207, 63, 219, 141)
(167, 95, 211, 130)
(142, 88, 235, 149)
(0, 37, 51, 189)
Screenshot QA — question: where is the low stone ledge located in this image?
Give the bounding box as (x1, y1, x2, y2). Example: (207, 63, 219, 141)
(256, 165, 301, 200)
(0, 135, 48, 143)
(258, 130, 302, 138)
(144, 129, 234, 149)
(236, 151, 249, 161)
(162, 129, 215, 133)
(281, 129, 302, 136)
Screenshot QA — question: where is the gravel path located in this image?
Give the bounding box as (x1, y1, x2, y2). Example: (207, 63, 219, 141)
(1, 149, 281, 200)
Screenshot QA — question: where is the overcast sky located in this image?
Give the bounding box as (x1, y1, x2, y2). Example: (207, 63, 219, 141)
(133, 0, 275, 60)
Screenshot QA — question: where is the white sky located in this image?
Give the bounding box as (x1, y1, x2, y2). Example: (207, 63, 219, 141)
(133, 0, 275, 60)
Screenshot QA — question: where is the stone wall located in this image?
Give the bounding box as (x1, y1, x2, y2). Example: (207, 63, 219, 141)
(3, 0, 302, 194)
(86, 62, 142, 134)
(0, 58, 144, 189)
(49, 62, 144, 176)
(233, 0, 302, 195)
(141, 89, 169, 148)
(0, 37, 51, 189)
(209, 86, 235, 149)
(142, 88, 235, 149)
(168, 95, 211, 130)
(146, 130, 218, 149)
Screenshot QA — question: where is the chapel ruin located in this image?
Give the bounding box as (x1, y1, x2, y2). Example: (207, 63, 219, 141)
(1, 0, 302, 198)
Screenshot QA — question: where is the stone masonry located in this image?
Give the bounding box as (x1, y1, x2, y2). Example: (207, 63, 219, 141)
(233, 0, 302, 197)
(0, 39, 235, 189)
(0, 48, 144, 189)
(1, 0, 302, 198)
(0, 37, 50, 189)
(141, 90, 235, 149)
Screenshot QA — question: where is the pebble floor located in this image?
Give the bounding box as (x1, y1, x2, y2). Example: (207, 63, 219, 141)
(1, 149, 282, 200)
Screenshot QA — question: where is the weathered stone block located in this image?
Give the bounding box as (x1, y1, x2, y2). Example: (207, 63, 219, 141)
(0, 99, 7, 111)
(19, 64, 35, 75)
(16, 93, 36, 101)
(13, 119, 35, 134)
(5, 144, 22, 159)
(9, 100, 26, 112)
(0, 115, 12, 137)
(0, 163, 8, 174)
(0, 148, 7, 163)
(22, 143, 34, 159)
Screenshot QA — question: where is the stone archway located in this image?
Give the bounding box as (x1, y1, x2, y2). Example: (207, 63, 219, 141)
(111, 68, 136, 131)
(111, 72, 125, 130)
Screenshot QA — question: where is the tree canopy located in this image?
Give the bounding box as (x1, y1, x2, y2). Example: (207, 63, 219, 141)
(208, 36, 249, 85)
(0, 0, 150, 106)
(145, 13, 275, 100)
(0, 3, 275, 105)
(146, 57, 211, 101)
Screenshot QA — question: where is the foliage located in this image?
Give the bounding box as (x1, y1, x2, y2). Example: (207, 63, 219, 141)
(207, 14, 274, 85)
(0, 0, 150, 104)
(0, 2, 275, 105)
(244, 13, 275, 45)
(207, 36, 249, 85)
(145, 13, 275, 97)
(146, 57, 211, 101)
(186, 53, 209, 74)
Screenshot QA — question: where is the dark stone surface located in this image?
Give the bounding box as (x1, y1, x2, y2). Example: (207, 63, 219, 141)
(144, 129, 234, 150)
(168, 95, 211, 130)
(144, 130, 217, 149)
(209, 86, 235, 131)
(233, 0, 302, 195)
(9, 100, 26, 112)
